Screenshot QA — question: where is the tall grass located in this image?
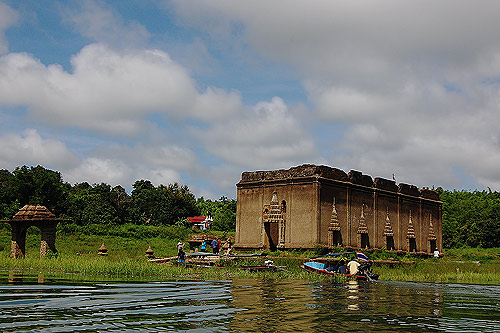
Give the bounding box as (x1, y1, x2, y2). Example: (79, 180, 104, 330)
(376, 260, 500, 284)
(1, 224, 500, 284)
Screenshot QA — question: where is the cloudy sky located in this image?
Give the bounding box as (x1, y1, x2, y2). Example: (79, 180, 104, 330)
(1, 0, 500, 199)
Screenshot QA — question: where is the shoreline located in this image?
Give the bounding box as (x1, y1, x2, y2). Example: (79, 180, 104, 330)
(0, 254, 498, 285)
(0, 229, 499, 285)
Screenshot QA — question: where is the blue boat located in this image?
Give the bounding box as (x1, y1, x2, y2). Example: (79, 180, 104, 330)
(302, 251, 379, 280)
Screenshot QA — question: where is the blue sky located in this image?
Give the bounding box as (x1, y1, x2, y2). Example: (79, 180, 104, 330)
(1, 0, 500, 199)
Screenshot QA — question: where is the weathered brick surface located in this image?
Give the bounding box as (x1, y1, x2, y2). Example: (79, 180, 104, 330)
(236, 164, 442, 254)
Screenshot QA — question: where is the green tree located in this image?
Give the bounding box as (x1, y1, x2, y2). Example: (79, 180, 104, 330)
(131, 181, 199, 225)
(11, 165, 67, 215)
(441, 189, 500, 248)
(66, 182, 121, 225)
(0, 169, 18, 219)
(197, 196, 236, 231)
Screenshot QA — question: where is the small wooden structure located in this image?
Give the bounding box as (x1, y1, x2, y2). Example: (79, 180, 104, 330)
(145, 245, 154, 258)
(98, 243, 108, 255)
(1, 205, 68, 258)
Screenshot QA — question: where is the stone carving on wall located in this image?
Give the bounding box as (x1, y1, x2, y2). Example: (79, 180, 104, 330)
(328, 198, 342, 247)
(427, 214, 437, 253)
(407, 210, 417, 252)
(383, 208, 394, 250)
(428, 215, 436, 241)
(262, 191, 286, 248)
(357, 204, 369, 248)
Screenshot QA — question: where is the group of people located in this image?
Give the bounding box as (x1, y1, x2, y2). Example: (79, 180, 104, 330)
(324, 257, 365, 275)
(178, 237, 233, 262)
(200, 238, 232, 255)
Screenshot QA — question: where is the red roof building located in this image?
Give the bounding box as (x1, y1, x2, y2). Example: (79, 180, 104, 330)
(186, 215, 213, 230)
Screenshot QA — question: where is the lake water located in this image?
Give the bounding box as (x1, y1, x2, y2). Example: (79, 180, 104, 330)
(0, 272, 499, 332)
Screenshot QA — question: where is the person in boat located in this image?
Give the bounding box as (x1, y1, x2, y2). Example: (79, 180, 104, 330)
(347, 259, 361, 275)
(336, 257, 348, 274)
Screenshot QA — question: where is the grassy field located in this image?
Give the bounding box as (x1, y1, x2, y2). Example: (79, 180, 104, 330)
(0, 225, 499, 285)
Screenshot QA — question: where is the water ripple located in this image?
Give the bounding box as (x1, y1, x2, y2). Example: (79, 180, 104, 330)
(0, 276, 499, 332)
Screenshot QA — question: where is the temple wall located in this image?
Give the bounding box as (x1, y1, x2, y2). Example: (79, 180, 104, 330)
(319, 181, 348, 246)
(286, 181, 318, 248)
(236, 186, 264, 248)
(236, 164, 442, 254)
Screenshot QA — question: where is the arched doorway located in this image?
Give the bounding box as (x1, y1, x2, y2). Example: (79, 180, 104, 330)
(262, 192, 285, 251)
(2, 205, 67, 258)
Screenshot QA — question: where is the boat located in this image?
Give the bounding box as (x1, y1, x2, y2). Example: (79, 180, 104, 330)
(302, 251, 379, 281)
(302, 261, 379, 280)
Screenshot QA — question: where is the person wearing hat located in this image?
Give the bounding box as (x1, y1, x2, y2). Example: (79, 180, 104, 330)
(177, 242, 185, 262)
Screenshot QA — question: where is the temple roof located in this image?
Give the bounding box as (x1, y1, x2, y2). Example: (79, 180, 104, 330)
(11, 205, 56, 220)
(238, 164, 441, 201)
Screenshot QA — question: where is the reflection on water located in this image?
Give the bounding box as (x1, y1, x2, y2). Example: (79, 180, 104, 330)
(0, 271, 499, 332)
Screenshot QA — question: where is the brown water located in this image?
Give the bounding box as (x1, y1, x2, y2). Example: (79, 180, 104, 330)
(0, 272, 499, 332)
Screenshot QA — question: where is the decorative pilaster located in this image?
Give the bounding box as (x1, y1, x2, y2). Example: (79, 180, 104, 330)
(427, 214, 437, 253)
(357, 204, 369, 248)
(328, 198, 341, 247)
(428, 214, 436, 241)
(406, 210, 416, 252)
(383, 208, 394, 249)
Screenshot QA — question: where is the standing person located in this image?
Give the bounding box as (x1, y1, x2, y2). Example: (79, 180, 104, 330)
(211, 238, 218, 254)
(177, 242, 185, 263)
(225, 238, 233, 255)
(178, 247, 186, 263)
(200, 240, 207, 252)
(216, 239, 221, 254)
(177, 242, 184, 253)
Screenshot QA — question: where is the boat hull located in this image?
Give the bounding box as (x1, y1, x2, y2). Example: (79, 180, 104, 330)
(302, 261, 379, 280)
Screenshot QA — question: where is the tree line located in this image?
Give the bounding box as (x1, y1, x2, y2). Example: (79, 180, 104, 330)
(439, 188, 500, 249)
(0, 165, 236, 231)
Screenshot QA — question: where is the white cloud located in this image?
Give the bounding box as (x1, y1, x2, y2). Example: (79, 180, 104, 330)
(0, 129, 80, 171)
(63, 0, 150, 48)
(0, 2, 18, 54)
(201, 96, 317, 169)
(65, 157, 130, 186)
(171, 0, 500, 190)
(63, 139, 195, 190)
(92, 142, 198, 173)
(0, 43, 240, 136)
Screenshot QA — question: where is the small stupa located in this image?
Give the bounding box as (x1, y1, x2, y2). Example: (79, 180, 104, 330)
(98, 242, 108, 256)
(145, 245, 154, 258)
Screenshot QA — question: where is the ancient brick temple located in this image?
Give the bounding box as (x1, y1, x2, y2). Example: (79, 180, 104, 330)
(235, 164, 442, 254)
(2, 205, 67, 258)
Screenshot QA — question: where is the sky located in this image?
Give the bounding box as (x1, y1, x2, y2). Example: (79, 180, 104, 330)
(1, 0, 500, 199)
